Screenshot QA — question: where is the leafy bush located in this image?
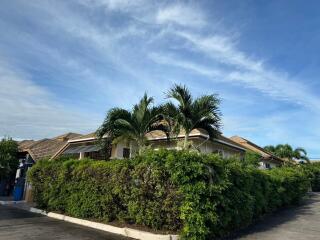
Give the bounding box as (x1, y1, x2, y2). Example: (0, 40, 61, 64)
(28, 150, 311, 239)
(242, 150, 261, 167)
(0, 138, 18, 179)
(301, 162, 320, 192)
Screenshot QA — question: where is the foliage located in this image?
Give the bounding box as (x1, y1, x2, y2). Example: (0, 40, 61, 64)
(164, 84, 221, 149)
(96, 93, 168, 155)
(242, 151, 261, 168)
(29, 150, 312, 239)
(264, 144, 309, 163)
(0, 137, 19, 178)
(301, 162, 320, 192)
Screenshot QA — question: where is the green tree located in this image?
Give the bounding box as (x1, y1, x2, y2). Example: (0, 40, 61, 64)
(242, 151, 261, 167)
(97, 93, 168, 155)
(0, 138, 19, 178)
(264, 144, 310, 163)
(164, 84, 221, 149)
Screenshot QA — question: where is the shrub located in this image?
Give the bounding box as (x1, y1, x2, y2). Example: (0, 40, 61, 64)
(0, 138, 18, 179)
(28, 150, 311, 239)
(301, 162, 320, 192)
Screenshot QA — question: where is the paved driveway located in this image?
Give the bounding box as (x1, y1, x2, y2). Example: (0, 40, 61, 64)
(0, 205, 134, 240)
(229, 193, 320, 240)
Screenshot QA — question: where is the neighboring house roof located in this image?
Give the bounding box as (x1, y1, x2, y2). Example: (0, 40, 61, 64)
(52, 129, 246, 160)
(18, 140, 37, 151)
(51, 132, 103, 159)
(18, 132, 82, 161)
(230, 136, 284, 164)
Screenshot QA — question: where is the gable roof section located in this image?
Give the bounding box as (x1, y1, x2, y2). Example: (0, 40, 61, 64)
(53, 132, 82, 141)
(18, 132, 82, 161)
(51, 132, 105, 159)
(18, 140, 37, 151)
(230, 136, 284, 163)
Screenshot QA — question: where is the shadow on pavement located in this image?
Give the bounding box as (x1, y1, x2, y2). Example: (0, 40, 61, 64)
(222, 193, 320, 240)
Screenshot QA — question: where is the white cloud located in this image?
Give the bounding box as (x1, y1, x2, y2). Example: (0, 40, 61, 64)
(223, 110, 320, 158)
(1, 0, 320, 156)
(0, 63, 100, 139)
(156, 4, 205, 28)
(79, 0, 146, 11)
(175, 31, 263, 72)
(149, 28, 320, 111)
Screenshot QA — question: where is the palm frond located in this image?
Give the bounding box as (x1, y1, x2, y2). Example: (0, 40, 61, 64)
(96, 108, 131, 139)
(166, 84, 192, 111)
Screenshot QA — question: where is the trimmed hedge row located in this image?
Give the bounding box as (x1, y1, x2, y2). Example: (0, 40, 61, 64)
(302, 162, 320, 192)
(28, 150, 314, 240)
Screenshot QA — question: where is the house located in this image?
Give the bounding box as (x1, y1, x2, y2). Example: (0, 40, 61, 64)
(230, 136, 285, 169)
(18, 132, 82, 163)
(51, 132, 131, 160)
(146, 129, 246, 158)
(52, 129, 246, 160)
(16, 132, 81, 201)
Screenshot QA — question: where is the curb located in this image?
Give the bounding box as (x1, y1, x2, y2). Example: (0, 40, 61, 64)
(0, 200, 26, 205)
(0, 201, 179, 240)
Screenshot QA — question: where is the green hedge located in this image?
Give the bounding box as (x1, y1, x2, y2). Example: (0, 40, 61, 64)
(302, 162, 320, 192)
(28, 150, 313, 240)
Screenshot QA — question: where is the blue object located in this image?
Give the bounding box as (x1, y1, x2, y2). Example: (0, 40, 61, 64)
(0, 180, 6, 196)
(13, 186, 23, 201)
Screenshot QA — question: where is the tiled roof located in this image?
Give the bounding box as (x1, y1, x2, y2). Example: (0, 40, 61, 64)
(216, 135, 247, 150)
(18, 132, 82, 161)
(230, 136, 284, 162)
(53, 132, 82, 141)
(18, 140, 37, 151)
(146, 128, 246, 150)
(69, 132, 97, 141)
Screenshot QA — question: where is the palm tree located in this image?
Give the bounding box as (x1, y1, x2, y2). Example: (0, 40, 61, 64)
(264, 144, 310, 163)
(96, 93, 168, 155)
(293, 147, 310, 163)
(264, 145, 276, 154)
(164, 84, 221, 149)
(275, 144, 294, 159)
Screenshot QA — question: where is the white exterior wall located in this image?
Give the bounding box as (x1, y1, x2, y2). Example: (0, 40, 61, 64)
(197, 140, 244, 158)
(149, 139, 244, 159)
(258, 160, 280, 169)
(111, 143, 131, 159)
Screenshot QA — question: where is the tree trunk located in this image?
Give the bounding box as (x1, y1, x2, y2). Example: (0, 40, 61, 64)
(137, 138, 144, 155)
(183, 133, 189, 149)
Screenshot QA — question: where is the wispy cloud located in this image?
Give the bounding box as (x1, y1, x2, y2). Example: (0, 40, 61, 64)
(0, 62, 100, 139)
(79, 0, 146, 11)
(223, 109, 320, 158)
(156, 4, 205, 28)
(1, 1, 319, 156)
(149, 28, 320, 110)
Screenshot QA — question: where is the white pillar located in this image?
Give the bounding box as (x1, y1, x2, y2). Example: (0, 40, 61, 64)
(79, 152, 85, 160)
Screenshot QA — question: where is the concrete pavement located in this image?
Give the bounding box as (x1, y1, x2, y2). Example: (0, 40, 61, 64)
(0, 205, 134, 240)
(229, 192, 320, 240)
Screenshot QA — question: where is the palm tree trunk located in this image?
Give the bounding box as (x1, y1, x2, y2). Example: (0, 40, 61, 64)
(137, 137, 144, 155)
(183, 133, 189, 149)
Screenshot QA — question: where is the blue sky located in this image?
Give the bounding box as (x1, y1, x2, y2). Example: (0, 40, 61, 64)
(1, 0, 319, 158)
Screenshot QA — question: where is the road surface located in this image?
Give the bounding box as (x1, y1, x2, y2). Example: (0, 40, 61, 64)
(0, 205, 134, 240)
(230, 193, 320, 240)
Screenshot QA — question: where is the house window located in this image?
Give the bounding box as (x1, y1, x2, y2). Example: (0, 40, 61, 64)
(123, 148, 130, 158)
(265, 163, 271, 169)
